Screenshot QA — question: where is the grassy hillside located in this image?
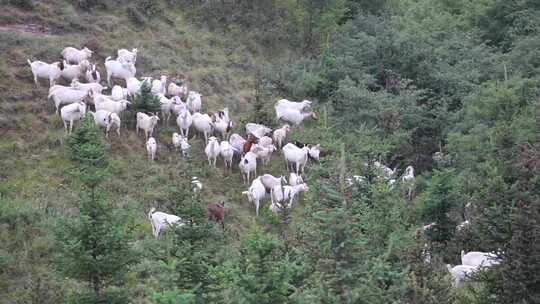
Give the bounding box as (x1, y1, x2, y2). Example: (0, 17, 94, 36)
(0, 2, 326, 301)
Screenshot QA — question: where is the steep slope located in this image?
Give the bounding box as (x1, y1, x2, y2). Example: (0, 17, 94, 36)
(0, 3, 325, 301)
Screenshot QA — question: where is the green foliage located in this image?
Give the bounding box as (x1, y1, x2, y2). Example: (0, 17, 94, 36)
(419, 170, 458, 246)
(133, 82, 161, 115)
(56, 115, 136, 303)
(67, 114, 109, 188)
(6, 0, 34, 9)
(231, 228, 297, 303)
(127, 0, 162, 25)
(72, 0, 108, 10)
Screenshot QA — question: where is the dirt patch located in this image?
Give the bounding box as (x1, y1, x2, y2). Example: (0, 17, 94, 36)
(0, 23, 52, 36)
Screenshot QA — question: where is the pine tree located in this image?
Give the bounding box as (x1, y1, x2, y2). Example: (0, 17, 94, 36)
(130, 82, 161, 126)
(498, 201, 540, 303)
(149, 183, 221, 303)
(56, 114, 136, 303)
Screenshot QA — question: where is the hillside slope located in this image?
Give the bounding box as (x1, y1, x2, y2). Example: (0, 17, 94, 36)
(0, 2, 325, 301)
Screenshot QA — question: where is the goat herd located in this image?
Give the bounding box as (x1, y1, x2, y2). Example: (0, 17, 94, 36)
(27, 46, 495, 288)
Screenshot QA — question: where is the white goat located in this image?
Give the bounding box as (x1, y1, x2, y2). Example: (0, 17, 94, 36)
(191, 177, 202, 192)
(95, 100, 130, 116)
(373, 161, 397, 181)
(219, 140, 234, 169)
(288, 173, 303, 186)
(239, 151, 257, 184)
(229, 133, 246, 159)
(60, 101, 86, 134)
(126, 76, 151, 98)
(85, 64, 101, 83)
(27, 59, 62, 87)
(251, 144, 276, 165)
(148, 208, 184, 238)
(61, 47, 93, 64)
(192, 112, 213, 142)
(111, 85, 129, 101)
(61, 60, 90, 82)
(260, 174, 287, 192)
(136, 112, 159, 140)
(270, 183, 309, 210)
(90, 110, 121, 138)
(117, 48, 138, 64)
(172, 132, 182, 151)
(170, 96, 187, 116)
(105, 56, 136, 86)
(446, 264, 477, 288)
(279, 108, 318, 125)
(308, 144, 321, 162)
(168, 82, 187, 98)
(213, 110, 233, 139)
(187, 91, 202, 113)
(205, 136, 221, 167)
(401, 165, 415, 199)
(180, 136, 191, 157)
(461, 251, 499, 268)
(176, 108, 192, 138)
(245, 123, 271, 138)
(146, 137, 157, 162)
(151, 75, 167, 95)
(275, 99, 312, 120)
(242, 177, 266, 216)
(48, 87, 90, 114)
(282, 143, 309, 174)
(272, 124, 290, 149)
(71, 79, 105, 95)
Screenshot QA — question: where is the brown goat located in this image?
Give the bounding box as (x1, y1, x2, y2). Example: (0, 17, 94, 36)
(206, 202, 225, 229)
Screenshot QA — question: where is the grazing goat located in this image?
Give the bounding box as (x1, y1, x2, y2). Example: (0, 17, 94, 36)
(282, 143, 309, 174)
(242, 177, 266, 216)
(61, 47, 93, 64)
(260, 174, 287, 193)
(61, 60, 90, 82)
(275, 99, 312, 120)
(308, 144, 321, 162)
(48, 87, 90, 114)
(28, 59, 62, 87)
(60, 101, 86, 134)
(272, 124, 290, 149)
(90, 110, 121, 138)
(220, 140, 234, 169)
(446, 264, 477, 288)
(148, 208, 184, 238)
(288, 173, 303, 186)
(151, 75, 167, 95)
(126, 76, 151, 98)
(245, 123, 271, 138)
(206, 202, 225, 229)
(251, 144, 276, 166)
(373, 161, 397, 181)
(172, 132, 182, 151)
(230, 133, 247, 159)
(105, 56, 136, 86)
(168, 81, 188, 98)
(270, 183, 309, 210)
(461, 250, 499, 268)
(111, 85, 129, 101)
(176, 108, 192, 138)
(279, 108, 318, 125)
(136, 112, 159, 140)
(239, 152, 257, 184)
(205, 136, 221, 167)
(95, 100, 130, 116)
(187, 91, 202, 113)
(71, 79, 106, 95)
(146, 137, 157, 161)
(117, 48, 138, 64)
(192, 112, 213, 142)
